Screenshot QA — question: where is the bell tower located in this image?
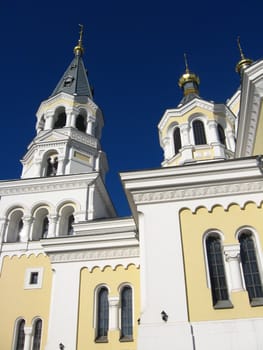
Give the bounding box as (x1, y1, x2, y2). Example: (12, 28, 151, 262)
(158, 54, 236, 166)
(21, 25, 108, 180)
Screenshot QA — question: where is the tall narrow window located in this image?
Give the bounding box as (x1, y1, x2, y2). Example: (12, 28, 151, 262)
(173, 127, 182, 155)
(193, 120, 206, 145)
(15, 319, 25, 350)
(41, 217, 49, 238)
(217, 124, 226, 146)
(120, 286, 133, 341)
(46, 156, 58, 177)
(206, 235, 232, 308)
(54, 112, 66, 129)
(76, 115, 86, 132)
(67, 215, 74, 235)
(32, 319, 42, 350)
(239, 231, 263, 305)
(96, 287, 109, 342)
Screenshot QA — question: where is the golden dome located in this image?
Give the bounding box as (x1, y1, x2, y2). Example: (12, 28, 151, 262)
(178, 54, 200, 96)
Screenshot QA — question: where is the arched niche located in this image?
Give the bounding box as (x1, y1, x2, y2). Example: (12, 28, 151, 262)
(31, 207, 49, 240)
(53, 106, 66, 129)
(41, 150, 59, 177)
(58, 204, 75, 236)
(5, 209, 24, 242)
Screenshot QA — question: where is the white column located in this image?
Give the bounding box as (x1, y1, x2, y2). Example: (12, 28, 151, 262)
(109, 297, 120, 330)
(161, 137, 172, 160)
(66, 108, 78, 127)
(0, 218, 8, 243)
(180, 123, 190, 146)
(48, 215, 59, 237)
(207, 120, 219, 144)
(226, 129, 236, 152)
(224, 245, 244, 292)
(44, 111, 54, 130)
(23, 327, 32, 350)
(45, 264, 80, 350)
(87, 185, 95, 220)
(20, 216, 33, 242)
(87, 115, 95, 135)
(57, 156, 66, 175)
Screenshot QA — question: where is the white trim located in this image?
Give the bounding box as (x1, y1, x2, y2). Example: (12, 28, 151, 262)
(24, 267, 44, 289)
(202, 230, 225, 289)
(93, 284, 110, 339)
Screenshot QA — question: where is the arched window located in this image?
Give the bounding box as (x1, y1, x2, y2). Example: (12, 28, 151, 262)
(173, 127, 182, 155)
(14, 319, 25, 350)
(6, 209, 24, 242)
(41, 216, 49, 238)
(217, 124, 226, 146)
(58, 205, 75, 236)
(120, 286, 133, 340)
(76, 115, 86, 132)
(54, 112, 66, 129)
(193, 120, 207, 145)
(239, 231, 263, 305)
(32, 319, 42, 350)
(31, 207, 49, 241)
(206, 235, 232, 308)
(96, 287, 109, 342)
(46, 155, 58, 177)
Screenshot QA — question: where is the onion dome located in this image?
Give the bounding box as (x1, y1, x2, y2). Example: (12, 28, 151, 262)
(178, 54, 200, 105)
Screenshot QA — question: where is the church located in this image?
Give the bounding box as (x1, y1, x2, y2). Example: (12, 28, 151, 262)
(0, 27, 263, 350)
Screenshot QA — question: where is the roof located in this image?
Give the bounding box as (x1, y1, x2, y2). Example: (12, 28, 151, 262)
(50, 53, 93, 98)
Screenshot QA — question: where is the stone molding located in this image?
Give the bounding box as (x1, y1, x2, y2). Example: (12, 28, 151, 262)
(48, 247, 140, 264)
(159, 99, 234, 131)
(133, 180, 263, 205)
(0, 173, 98, 196)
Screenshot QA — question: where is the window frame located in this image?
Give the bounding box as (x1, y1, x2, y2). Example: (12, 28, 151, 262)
(173, 126, 182, 156)
(13, 318, 25, 350)
(94, 285, 109, 343)
(238, 229, 263, 306)
(32, 318, 42, 350)
(204, 232, 233, 309)
(24, 268, 44, 290)
(192, 119, 207, 145)
(119, 284, 134, 342)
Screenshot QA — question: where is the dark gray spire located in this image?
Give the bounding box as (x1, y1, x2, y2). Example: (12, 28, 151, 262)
(50, 55, 93, 98)
(50, 25, 93, 99)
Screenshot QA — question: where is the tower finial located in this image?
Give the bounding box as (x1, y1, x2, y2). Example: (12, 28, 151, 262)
(184, 53, 190, 73)
(74, 24, 84, 56)
(235, 36, 253, 75)
(237, 36, 245, 60)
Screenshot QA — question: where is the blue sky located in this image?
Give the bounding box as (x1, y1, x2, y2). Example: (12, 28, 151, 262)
(0, 0, 263, 216)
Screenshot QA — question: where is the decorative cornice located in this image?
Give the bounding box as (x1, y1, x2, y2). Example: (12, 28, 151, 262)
(132, 180, 263, 205)
(159, 99, 235, 132)
(0, 244, 140, 271)
(48, 246, 140, 264)
(0, 173, 98, 196)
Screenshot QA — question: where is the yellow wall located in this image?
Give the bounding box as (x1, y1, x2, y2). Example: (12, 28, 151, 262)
(180, 202, 263, 322)
(161, 106, 231, 137)
(77, 264, 140, 350)
(0, 254, 52, 349)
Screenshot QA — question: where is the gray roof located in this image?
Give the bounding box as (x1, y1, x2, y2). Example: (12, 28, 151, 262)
(50, 54, 93, 98)
(178, 92, 201, 106)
